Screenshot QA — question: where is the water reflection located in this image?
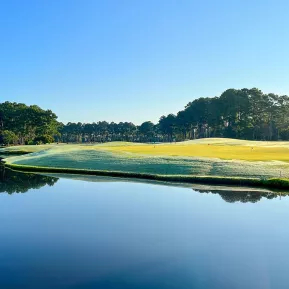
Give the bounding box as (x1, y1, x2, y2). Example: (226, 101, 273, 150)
(195, 188, 288, 203)
(0, 165, 289, 288)
(0, 165, 58, 194)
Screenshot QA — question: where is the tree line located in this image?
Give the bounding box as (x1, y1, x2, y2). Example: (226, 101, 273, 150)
(1, 87, 289, 145)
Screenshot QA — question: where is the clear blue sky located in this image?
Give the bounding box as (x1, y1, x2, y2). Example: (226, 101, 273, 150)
(0, 0, 289, 124)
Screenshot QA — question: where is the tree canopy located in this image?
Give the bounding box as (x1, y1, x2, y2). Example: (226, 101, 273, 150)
(0, 101, 60, 145)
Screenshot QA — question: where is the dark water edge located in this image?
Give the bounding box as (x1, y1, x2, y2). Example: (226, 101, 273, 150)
(1, 166, 289, 288)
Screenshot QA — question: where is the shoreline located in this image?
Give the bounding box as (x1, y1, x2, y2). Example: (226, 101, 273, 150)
(4, 162, 289, 190)
(0, 151, 31, 156)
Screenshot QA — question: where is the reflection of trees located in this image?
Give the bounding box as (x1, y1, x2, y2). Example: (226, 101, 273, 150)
(0, 165, 58, 194)
(196, 189, 287, 203)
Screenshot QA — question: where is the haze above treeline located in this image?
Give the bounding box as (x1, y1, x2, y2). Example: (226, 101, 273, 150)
(1, 87, 289, 145)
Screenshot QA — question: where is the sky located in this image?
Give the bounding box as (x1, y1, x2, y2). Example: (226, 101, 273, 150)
(0, 0, 289, 124)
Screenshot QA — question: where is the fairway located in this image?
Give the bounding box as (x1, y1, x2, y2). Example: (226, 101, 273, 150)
(3, 138, 289, 161)
(103, 142, 289, 162)
(2, 138, 289, 180)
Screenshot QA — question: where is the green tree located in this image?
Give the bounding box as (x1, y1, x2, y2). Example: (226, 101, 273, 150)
(2, 130, 18, 145)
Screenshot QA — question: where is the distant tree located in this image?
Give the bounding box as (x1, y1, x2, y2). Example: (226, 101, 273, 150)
(139, 121, 155, 142)
(2, 130, 18, 145)
(33, 134, 54, 144)
(159, 114, 176, 142)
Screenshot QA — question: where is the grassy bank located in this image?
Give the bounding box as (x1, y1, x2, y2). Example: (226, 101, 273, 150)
(2, 138, 289, 189)
(3, 140, 289, 178)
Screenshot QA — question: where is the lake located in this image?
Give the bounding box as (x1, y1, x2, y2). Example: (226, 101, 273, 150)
(0, 165, 289, 289)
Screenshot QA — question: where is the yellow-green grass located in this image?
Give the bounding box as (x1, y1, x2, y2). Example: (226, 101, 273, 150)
(2, 138, 289, 161)
(103, 143, 289, 161)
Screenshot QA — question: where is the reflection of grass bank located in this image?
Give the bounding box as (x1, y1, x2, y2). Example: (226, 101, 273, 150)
(37, 172, 289, 194)
(2, 139, 289, 189)
(4, 163, 289, 190)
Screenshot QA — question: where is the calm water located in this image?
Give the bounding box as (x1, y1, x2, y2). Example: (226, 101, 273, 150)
(0, 166, 289, 289)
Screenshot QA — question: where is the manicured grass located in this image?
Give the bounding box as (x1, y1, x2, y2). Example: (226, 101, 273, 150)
(106, 143, 289, 161)
(2, 138, 289, 188)
(3, 146, 289, 178)
(3, 138, 289, 161)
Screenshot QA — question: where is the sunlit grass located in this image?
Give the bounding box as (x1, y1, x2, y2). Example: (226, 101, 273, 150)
(103, 143, 289, 161)
(3, 138, 289, 161)
(3, 138, 288, 161)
